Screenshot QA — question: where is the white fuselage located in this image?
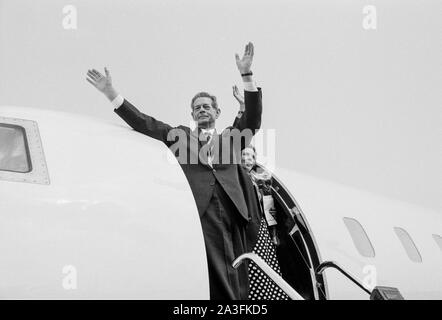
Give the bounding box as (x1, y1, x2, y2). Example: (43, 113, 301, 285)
(0, 106, 440, 299)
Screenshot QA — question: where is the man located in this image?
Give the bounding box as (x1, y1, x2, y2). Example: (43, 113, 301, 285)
(86, 42, 262, 300)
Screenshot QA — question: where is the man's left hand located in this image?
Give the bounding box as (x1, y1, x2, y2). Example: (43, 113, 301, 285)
(235, 42, 254, 74)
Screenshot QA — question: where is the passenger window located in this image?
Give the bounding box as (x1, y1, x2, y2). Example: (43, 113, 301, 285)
(0, 124, 31, 173)
(343, 217, 375, 257)
(432, 234, 442, 252)
(394, 227, 422, 263)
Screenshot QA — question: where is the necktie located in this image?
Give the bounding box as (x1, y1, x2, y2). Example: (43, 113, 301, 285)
(201, 131, 214, 167)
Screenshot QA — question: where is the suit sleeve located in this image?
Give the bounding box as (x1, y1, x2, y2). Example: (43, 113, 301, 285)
(232, 112, 242, 128)
(114, 99, 174, 145)
(226, 88, 262, 151)
(235, 88, 262, 132)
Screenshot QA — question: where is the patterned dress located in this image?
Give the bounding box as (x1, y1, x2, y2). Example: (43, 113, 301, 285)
(247, 168, 289, 300)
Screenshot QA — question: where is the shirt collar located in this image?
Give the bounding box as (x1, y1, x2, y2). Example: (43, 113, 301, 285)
(200, 128, 216, 135)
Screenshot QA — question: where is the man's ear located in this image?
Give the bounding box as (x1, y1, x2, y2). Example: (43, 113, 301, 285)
(191, 110, 196, 120)
(216, 108, 221, 119)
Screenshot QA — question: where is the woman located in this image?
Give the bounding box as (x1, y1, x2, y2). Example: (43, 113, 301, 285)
(233, 85, 289, 300)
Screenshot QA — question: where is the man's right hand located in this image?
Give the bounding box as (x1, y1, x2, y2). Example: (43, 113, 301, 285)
(86, 67, 119, 101)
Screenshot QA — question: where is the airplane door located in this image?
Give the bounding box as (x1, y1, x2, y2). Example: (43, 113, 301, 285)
(259, 166, 329, 300)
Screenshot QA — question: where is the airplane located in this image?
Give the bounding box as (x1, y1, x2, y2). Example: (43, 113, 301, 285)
(0, 105, 441, 299)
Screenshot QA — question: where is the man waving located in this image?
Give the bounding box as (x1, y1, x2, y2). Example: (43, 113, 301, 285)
(86, 42, 262, 300)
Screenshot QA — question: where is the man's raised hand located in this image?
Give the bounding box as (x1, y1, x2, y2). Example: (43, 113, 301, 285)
(235, 42, 254, 74)
(232, 84, 245, 112)
(86, 67, 118, 101)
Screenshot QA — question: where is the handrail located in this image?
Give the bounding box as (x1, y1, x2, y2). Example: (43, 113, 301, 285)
(315, 261, 372, 295)
(232, 252, 305, 300)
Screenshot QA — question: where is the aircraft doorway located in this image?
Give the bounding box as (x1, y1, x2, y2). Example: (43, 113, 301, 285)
(263, 166, 328, 300)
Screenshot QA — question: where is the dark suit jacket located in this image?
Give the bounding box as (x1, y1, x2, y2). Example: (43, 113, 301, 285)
(114, 89, 263, 228)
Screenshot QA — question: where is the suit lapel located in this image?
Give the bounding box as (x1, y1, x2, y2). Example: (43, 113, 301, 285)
(191, 127, 203, 149)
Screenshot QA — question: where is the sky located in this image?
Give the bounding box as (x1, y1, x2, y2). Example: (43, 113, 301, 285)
(0, 0, 441, 212)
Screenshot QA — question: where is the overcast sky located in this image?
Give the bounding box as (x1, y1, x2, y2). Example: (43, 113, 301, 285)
(0, 0, 441, 212)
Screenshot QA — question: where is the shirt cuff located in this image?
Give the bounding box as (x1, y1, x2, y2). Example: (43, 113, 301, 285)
(243, 81, 258, 92)
(111, 94, 124, 109)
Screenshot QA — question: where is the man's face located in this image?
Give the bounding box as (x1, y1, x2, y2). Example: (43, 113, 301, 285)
(191, 97, 220, 128)
(241, 147, 256, 172)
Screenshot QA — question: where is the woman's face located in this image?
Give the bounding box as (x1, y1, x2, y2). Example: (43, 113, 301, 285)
(241, 147, 256, 171)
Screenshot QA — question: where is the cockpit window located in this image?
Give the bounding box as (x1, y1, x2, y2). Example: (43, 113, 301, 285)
(394, 227, 422, 263)
(343, 217, 375, 258)
(0, 124, 32, 173)
(0, 117, 49, 185)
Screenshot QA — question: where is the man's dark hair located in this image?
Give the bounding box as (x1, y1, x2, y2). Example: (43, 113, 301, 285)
(190, 92, 218, 110)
